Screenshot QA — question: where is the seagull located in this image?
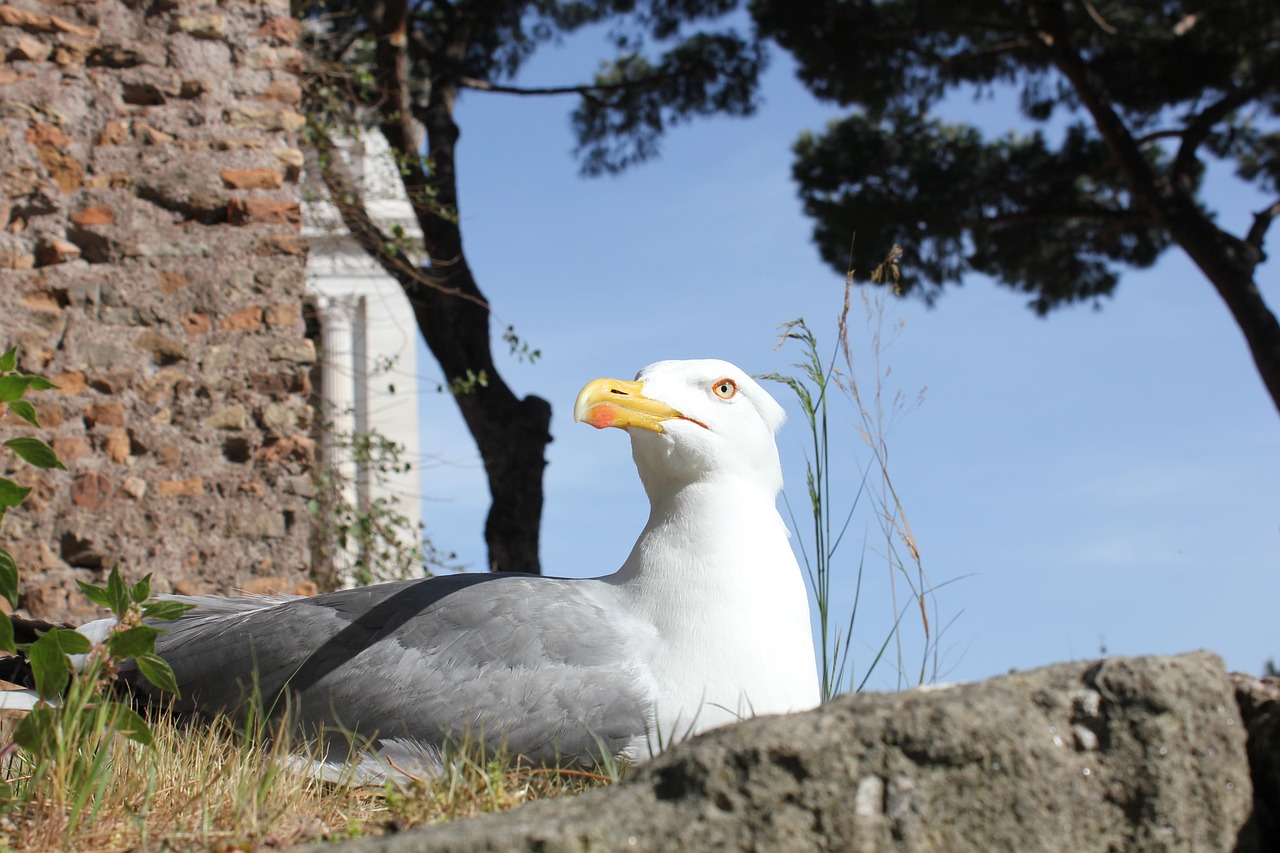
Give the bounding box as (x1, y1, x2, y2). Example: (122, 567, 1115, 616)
(17, 359, 820, 779)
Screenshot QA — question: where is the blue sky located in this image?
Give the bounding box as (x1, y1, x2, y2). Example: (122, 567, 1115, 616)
(408, 30, 1279, 688)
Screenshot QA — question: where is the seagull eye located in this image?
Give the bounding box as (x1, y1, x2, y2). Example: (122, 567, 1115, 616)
(712, 378, 738, 399)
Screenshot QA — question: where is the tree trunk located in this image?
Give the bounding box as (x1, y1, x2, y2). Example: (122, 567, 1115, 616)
(367, 0, 551, 573)
(1162, 199, 1280, 415)
(1028, 0, 1280, 417)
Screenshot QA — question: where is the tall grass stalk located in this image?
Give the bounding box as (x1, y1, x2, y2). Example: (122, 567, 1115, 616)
(765, 248, 944, 699)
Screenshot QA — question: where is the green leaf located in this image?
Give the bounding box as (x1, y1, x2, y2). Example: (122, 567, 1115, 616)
(14, 707, 57, 754)
(7, 400, 38, 427)
(110, 703, 153, 746)
(0, 615, 14, 656)
(76, 580, 114, 610)
(0, 477, 31, 510)
(105, 564, 129, 617)
(130, 573, 152, 604)
(3, 437, 65, 471)
(0, 547, 17, 610)
(141, 599, 196, 622)
(106, 625, 159, 660)
(49, 627, 91, 656)
(135, 653, 181, 697)
(27, 632, 74, 700)
(20, 375, 56, 392)
(0, 347, 15, 373)
(0, 375, 43, 404)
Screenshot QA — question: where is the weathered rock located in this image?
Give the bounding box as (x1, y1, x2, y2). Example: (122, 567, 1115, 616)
(1233, 672, 1280, 849)
(313, 653, 1254, 853)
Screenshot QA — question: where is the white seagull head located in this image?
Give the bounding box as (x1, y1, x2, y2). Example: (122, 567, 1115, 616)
(574, 358, 787, 498)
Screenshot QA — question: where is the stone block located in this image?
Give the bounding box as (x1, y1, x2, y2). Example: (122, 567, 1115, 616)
(70, 472, 113, 509)
(155, 443, 181, 466)
(120, 476, 146, 500)
(243, 45, 303, 72)
(0, 250, 35, 269)
(89, 44, 168, 68)
(32, 11, 97, 38)
(134, 330, 187, 365)
(9, 35, 51, 62)
(158, 271, 189, 293)
(218, 305, 263, 331)
(156, 477, 203, 498)
(53, 38, 94, 69)
(70, 205, 115, 226)
(172, 577, 213, 596)
(263, 302, 299, 327)
(35, 237, 81, 266)
(254, 17, 302, 44)
(53, 370, 87, 395)
(260, 81, 302, 106)
(224, 107, 305, 133)
(25, 124, 70, 148)
(204, 404, 248, 431)
(19, 290, 64, 313)
(134, 168, 227, 219)
(180, 311, 211, 336)
(51, 435, 92, 462)
(268, 338, 315, 363)
(133, 122, 175, 146)
(226, 505, 286, 538)
(228, 198, 302, 226)
(1, 163, 39, 196)
(258, 401, 308, 430)
(171, 15, 225, 40)
(30, 401, 63, 428)
(102, 428, 130, 463)
(256, 234, 306, 255)
(83, 401, 125, 428)
(98, 120, 131, 146)
(36, 145, 83, 193)
(220, 168, 284, 189)
(255, 433, 315, 465)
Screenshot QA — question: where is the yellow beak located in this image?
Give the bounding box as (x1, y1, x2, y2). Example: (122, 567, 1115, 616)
(573, 378, 684, 433)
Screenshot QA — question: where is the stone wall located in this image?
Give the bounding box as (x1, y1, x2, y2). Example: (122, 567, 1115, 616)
(0, 0, 315, 621)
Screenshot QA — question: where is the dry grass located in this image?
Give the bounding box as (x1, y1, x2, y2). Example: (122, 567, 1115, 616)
(0, 708, 613, 851)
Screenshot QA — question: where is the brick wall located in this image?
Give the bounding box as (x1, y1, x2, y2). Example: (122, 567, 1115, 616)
(0, 0, 315, 621)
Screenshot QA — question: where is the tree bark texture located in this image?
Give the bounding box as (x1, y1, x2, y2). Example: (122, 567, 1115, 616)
(365, 0, 552, 573)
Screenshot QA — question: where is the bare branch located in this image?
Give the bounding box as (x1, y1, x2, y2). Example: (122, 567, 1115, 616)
(1081, 0, 1119, 35)
(1133, 129, 1184, 147)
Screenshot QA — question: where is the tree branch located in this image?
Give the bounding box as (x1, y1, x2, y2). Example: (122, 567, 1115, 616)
(1247, 199, 1280, 254)
(961, 207, 1152, 230)
(309, 130, 485, 308)
(458, 72, 681, 97)
(1024, 0, 1167, 214)
(1172, 74, 1276, 192)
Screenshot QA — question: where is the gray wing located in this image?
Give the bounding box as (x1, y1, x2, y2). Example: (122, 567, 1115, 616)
(129, 574, 654, 766)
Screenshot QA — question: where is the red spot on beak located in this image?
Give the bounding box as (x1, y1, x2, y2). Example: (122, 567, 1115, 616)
(584, 406, 615, 429)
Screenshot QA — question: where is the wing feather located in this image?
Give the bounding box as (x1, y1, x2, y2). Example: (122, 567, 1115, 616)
(131, 574, 653, 766)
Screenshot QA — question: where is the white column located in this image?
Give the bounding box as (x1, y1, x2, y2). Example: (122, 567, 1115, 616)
(317, 294, 360, 585)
